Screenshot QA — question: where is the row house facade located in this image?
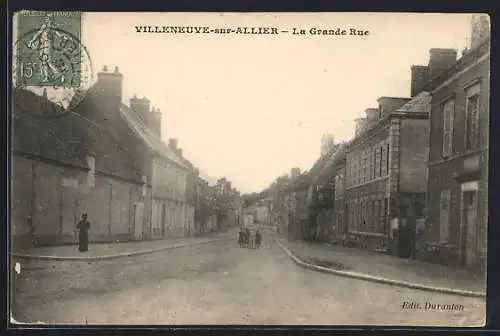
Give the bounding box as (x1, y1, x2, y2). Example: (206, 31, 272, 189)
(214, 178, 243, 230)
(270, 175, 292, 236)
(12, 66, 153, 248)
(344, 80, 431, 252)
(331, 143, 347, 237)
(194, 177, 218, 234)
(424, 15, 490, 271)
(289, 169, 311, 241)
(169, 140, 197, 236)
(120, 94, 189, 240)
(307, 143, 340, 242)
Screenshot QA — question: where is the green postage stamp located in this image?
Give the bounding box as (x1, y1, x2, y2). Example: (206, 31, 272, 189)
(13, 11, 93, 114)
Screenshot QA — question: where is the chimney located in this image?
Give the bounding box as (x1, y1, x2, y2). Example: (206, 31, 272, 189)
(290, 167, 301, 179)
(176, 148, 183, 157)
(364, 108, 379, 127)
(410, 65, 429, 97)
(96, 65, 124, 106)
(150, 107, 162, 137)
(428, 48, 457, 81)
(130, 95, 151, 125)
(377, 97, 411, 119)
(354, 118, 366, 136)
(168, 138, 178, 150)
(470, 14, 490, 50)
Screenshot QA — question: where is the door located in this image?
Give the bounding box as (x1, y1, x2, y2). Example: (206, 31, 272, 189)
(461, 191, 478, 266)
(134, 202, 144, 240)
(161, 202, 166, 237)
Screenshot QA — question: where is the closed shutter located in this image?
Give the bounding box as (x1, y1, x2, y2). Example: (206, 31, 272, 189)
(465, 84, 481, 151)
(439, 189, 451, 243)
(442, 99, 455, 157)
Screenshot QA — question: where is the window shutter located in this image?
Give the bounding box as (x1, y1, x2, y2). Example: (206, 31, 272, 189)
(466, 84, 481, 151)
(442, 99, 454, 157)
(439, 190, 451, 243)
(380, 145, 386, 176)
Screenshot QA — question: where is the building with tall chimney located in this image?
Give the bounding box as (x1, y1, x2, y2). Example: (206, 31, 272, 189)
(120, 93, 189, 240)
(12, 66, 153, 248)
(321, 133, 335, 156)
(343, 48, 438, 253)
(423, 14, 490, 271)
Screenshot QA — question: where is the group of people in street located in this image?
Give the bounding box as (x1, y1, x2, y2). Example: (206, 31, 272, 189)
(238, 227, 262, 249)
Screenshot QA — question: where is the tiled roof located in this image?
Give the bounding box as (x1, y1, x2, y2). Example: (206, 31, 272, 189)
(12, 89, 146, 183)
(119, 103, 187, 169)
(12, 89, 88, 168)
(395, 91, 431, 113)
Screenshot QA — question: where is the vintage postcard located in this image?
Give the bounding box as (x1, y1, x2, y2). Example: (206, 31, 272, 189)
(10, 12, 489, 326)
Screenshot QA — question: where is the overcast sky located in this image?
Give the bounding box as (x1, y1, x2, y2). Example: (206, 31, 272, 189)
(79, 12, 473, 193)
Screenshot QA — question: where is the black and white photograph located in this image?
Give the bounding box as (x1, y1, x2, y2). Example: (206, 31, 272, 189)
(10, 12, 489, 326)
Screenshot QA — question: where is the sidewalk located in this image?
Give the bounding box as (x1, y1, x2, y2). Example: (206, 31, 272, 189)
(278, 239, 486, 296)
(11, 234, 225, 261)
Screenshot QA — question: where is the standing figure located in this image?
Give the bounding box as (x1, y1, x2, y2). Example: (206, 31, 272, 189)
(255, 230, 262, 249)
(245, 228, 251, 248)
(238, 227, 244, 248)
(76, 213, 91, 252)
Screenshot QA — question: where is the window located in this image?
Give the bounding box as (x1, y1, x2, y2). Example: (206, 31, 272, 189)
(386, 143, 390, 174)
(439, 189, 451, 243)
(442, 99, 455, 157)
(379, 146, 383, 177)
(357, 154, 362, 184)
(374, 146, 380, 178)
(465, 84, 480, 151)
(363, 150, 368, 183)
(373, 200, 380, 232)
(380, 145, 387, 176)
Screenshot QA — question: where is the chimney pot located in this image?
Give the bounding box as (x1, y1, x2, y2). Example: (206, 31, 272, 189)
(103, 65, 108, 72)
(428, 48, 457, 81)
(114, 66, 119, 73)
(354, 118, 367, 136)
(410, 65, 429, 97)
(470, 14, 490, 50)
(169, 138, 178, 150)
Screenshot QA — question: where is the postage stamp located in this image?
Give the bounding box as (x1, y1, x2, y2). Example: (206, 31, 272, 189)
(12, 11, 93, 117)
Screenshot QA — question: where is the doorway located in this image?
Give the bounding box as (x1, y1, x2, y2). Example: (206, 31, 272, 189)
(461, 188, 478, 266)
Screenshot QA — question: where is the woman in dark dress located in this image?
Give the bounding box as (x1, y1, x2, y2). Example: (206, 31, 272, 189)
(254, 230, 261, 249)
(238, 228, 244, 247)
(76, 213, 91, 252)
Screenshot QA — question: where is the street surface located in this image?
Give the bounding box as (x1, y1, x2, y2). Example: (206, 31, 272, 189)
(12, 230, 485, 326)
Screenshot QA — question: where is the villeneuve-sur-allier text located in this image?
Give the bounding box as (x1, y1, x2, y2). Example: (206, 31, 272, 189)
(134, 25, 370, 36)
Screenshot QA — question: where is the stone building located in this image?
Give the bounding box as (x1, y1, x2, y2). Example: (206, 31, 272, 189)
(171, 143, 198, 236)
(344, 64, 432, 253)
(307, 143, 340, 242)
(331, 143, 348, 238)
(12, 66, 153, 249)
(424, 15, 490, 271)
(120, 96, 190, 240)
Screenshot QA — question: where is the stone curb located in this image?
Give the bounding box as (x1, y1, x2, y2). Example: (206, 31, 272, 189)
(275, 240, 486, 298)
(11, 238, 222, 262)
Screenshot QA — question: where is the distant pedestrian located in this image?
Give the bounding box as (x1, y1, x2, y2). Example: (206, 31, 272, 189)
(255, 230, 262, 249)
(238, 228, 244, 247)
(76, 213, 91, 252)
(245, 228, 251, 248)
